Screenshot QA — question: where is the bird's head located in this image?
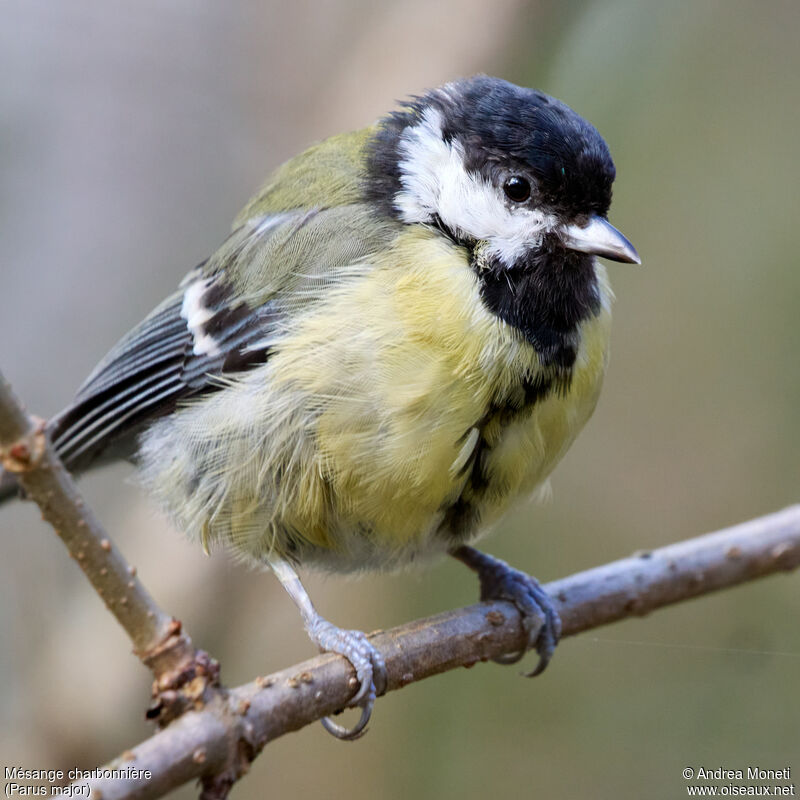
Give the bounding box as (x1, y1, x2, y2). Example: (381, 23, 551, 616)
(366, 75, 639, 267)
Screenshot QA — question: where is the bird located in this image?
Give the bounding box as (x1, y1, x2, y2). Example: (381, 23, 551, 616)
(0, 75, 639, 738)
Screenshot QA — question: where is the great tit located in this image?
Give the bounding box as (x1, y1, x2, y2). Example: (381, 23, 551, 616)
(0, 75, 639, 738)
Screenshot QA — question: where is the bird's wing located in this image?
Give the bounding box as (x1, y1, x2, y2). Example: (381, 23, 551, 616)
(49, 204, 397, 469)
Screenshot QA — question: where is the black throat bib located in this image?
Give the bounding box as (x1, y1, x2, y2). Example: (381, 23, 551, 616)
(475, 237, 602, 369)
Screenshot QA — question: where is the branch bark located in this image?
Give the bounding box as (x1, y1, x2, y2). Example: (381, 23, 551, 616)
(72, 505, 800, 800)
(0, 371, 216, 719)
(3, 370, 798, 799)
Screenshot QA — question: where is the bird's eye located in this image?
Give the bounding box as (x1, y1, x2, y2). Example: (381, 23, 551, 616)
(503, 176, 531, 203)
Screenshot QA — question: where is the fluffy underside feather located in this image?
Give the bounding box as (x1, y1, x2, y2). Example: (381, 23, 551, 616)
(137, 225, 611, 573)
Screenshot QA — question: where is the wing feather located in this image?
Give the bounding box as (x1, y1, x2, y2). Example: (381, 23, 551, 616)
(59, 375, 184, 463)
(48, 218, 298, 467)
(75, 297, 189, 400)
(48, 204, 397, 470)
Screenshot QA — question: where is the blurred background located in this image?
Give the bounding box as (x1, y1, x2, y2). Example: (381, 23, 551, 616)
(1, 0, 798, 797)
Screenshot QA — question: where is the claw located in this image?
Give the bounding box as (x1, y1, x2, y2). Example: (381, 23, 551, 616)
(269, 558, 387, 740)
(451, 545, 562, 674)
(308, 620, 387, 740)
(321, 704, 373, 740)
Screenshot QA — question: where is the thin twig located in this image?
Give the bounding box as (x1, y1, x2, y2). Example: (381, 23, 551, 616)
(70, 505, 800, 800)
(0, 371, 216, 717)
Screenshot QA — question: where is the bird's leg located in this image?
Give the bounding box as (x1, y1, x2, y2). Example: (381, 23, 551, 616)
(270, 558, 387, 740)
(450, 545, 562, 676)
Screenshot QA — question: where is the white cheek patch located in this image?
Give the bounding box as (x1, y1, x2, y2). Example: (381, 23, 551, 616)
(181, 278, 222, 357)
(393, 107, 559, 268)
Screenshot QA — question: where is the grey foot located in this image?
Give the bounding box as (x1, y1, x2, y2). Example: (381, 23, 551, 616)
(452, 545, 562, 676)
(307, 618, 387, 740)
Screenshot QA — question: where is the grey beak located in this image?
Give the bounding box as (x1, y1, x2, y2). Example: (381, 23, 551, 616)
(561, 215, 641, 264)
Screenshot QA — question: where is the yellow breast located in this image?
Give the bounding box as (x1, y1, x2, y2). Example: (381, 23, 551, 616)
(264, 226, 612, 566)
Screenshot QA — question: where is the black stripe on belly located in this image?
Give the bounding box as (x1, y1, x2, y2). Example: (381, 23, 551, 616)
(437, 372, 567, 543)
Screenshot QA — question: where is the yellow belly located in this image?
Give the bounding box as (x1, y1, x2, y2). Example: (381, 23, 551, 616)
(141, 226, 611, 571)
(264, 227, 612, 566)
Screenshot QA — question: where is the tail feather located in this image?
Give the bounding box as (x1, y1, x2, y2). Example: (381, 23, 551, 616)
(0, 468, 18, 506)
(0, 412, 138, 509)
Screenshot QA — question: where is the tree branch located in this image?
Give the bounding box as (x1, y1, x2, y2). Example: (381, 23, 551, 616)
(71, 505, 800, 800)
(3, 370, 798, 799)
(0, 371, 217, 720)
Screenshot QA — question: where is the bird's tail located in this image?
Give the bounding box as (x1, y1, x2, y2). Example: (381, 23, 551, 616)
(0, 413, 84, 508)
(0, 467, 18, 506)
(0, 409, 137, 510)
(0, 415, 59, 508)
